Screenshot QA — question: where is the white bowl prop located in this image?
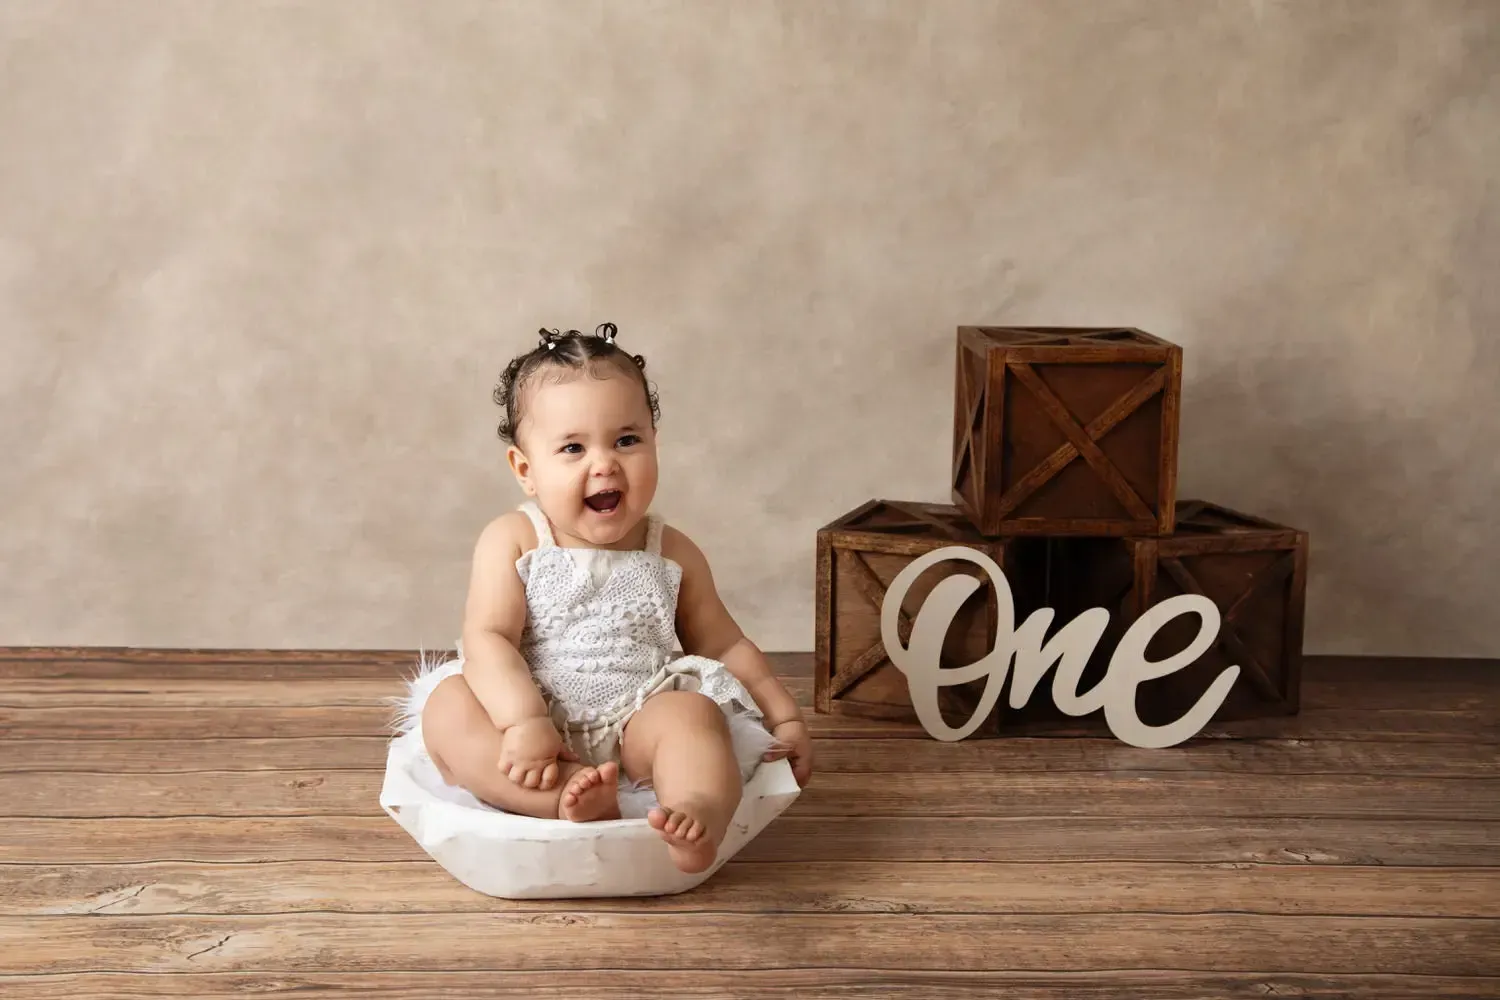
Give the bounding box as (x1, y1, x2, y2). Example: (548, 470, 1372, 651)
(379, 729, 802, 899)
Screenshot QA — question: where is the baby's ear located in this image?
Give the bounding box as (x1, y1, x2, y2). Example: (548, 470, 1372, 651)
(505, 445, 533, 493)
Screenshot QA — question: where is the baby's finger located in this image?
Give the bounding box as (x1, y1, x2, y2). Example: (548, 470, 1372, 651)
(540, 761, 559, 790)
(558, 748, 580, 762)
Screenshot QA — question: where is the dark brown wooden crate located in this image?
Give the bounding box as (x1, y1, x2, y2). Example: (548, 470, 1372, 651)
(1019, 500, 1309, 732)
(952, 325, 1183, 537)
(814, 499, 1049, 733)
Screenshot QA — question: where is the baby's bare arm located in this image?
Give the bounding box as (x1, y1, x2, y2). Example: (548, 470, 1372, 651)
(665, 527, 804, 729)
(460, 512, 550, 730)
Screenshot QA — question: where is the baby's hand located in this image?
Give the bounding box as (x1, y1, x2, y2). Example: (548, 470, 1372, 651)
(498, 716, 575, 790)
(764, 718, 813, 788)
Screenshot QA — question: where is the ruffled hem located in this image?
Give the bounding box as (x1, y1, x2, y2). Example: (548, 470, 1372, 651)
(542, 651, 765, 766)
(390, 645, 778, 788)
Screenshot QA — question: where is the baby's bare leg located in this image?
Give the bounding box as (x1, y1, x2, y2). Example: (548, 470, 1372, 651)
(620, 690, 742, 874)
(420, 675, 619, 822)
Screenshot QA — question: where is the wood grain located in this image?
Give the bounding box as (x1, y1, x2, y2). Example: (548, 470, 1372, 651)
(7, 815, 1495, 866)
(3, 768, 1493, 820)
(1, 649, 1491, 700)
(991, 368, 1168, 523)
(0, 647, 1487, 676)
(2, 912, 1494, 975)
(0, 679, 402, 705)
(813, 499, 1022, 725)
(0, 816, 425, 864)
(1048, 501, 1311, 726)
(3, 701, 1490, 741)
(0, 646, 419, 677)
(6, 735, 1492, 777)
(952, 325, 1181, 536)
(1006, 360, 1154, 520)
(0, 648, 1494, 994)
(7, 860, 1495, 917)
(2, 657, 1491, 710)
(0, 737, 393, 772)
(4, 971, 1495, 1000)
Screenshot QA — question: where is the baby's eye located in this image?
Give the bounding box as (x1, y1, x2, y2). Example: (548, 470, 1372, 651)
(617, 434, 640, 448)
(560, 443, 583, 455)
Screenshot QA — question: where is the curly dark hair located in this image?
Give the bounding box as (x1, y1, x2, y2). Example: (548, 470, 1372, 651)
(492, 322, 661, 446)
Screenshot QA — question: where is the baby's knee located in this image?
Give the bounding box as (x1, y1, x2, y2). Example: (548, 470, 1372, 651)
(658, 690, 730, 732)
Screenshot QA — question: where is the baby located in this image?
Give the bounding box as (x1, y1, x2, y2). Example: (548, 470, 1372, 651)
(402, 322, 812, 874)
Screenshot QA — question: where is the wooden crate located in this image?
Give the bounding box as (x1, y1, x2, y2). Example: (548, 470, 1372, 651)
(814, 498, 1048, 732)
(952, 325, 1182, 537)
(1033, 500, 1309, 730)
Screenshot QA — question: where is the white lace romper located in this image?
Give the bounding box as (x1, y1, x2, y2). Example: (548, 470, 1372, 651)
(399, 501, 777, 786)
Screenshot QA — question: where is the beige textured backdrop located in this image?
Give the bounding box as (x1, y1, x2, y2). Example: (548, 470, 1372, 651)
(2, 0, 1496, 657)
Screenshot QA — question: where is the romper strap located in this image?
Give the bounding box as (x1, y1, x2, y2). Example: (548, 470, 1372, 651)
(519, 500, 555, 548)
(645, 513, 665, 555)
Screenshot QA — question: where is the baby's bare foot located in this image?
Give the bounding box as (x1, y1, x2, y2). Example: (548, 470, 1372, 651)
(647, 801, 720, 873)
(558, 761, 621, 823)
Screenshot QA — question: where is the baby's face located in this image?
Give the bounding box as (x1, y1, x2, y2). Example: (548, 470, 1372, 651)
(507, 366, 659, 549)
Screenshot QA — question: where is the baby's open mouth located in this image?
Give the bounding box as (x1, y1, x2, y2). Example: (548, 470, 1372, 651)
(585, 490, 622, 513)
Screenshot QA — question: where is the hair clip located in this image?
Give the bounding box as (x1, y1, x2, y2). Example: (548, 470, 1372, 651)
(596, 322, 617, 345)
(538, 327, 560, 350)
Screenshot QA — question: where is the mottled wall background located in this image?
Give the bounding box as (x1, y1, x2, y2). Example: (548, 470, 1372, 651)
(2, 0, 1496, 656)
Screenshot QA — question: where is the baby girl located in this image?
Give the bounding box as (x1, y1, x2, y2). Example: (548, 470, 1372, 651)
(401, 323, 812, 873)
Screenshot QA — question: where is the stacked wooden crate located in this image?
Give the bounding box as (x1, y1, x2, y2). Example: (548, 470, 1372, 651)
(814, 326, 1309, 737)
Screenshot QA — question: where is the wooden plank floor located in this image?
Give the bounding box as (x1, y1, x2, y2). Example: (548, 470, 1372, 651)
(0, 649, 1496, 999)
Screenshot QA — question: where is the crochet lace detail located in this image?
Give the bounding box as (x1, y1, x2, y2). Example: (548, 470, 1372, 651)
(513, 501, 754, 723)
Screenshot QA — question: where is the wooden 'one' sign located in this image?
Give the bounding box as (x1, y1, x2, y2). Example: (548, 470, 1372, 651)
(880, 545, 1241, 749)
